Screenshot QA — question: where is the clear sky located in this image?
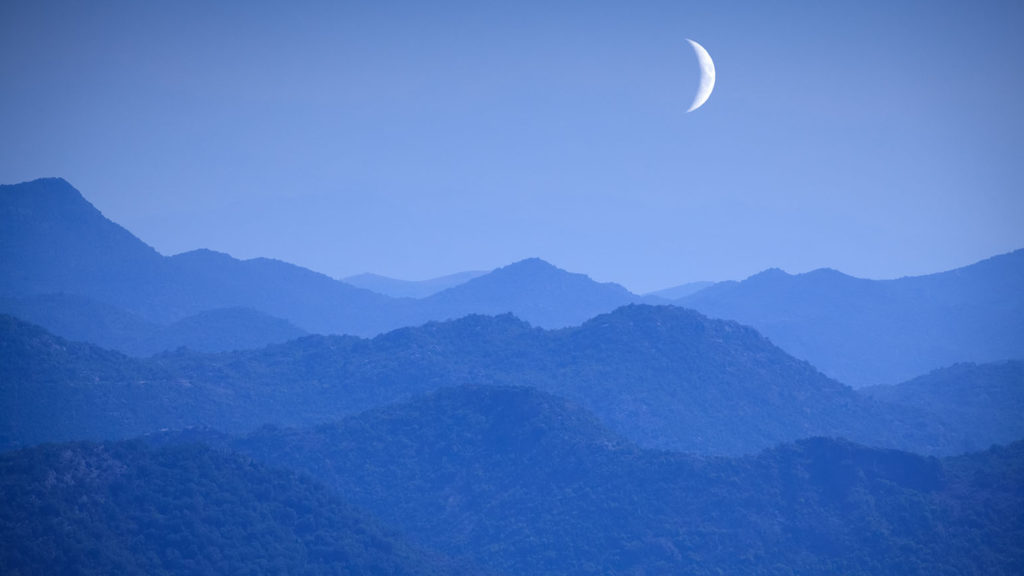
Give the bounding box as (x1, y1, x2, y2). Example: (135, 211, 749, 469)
(2, 0, 1023, 293)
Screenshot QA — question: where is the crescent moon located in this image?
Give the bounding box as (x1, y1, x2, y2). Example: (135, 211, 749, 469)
(686, 39, 715, 113)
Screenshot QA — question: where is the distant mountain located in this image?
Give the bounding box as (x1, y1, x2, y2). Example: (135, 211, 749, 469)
(418, 258, 653, 329)
(0, 293, 159, 351)
(679, 251, 1024, 386)
(0, 178, 399, 335)
(216, 386, 1024, 576)
(0, 294, 306, 355)
(0, 306, 966, 455)
(145, 307, 307, 354)
(1, 179, 656, 339)
(645, 280, 715, 299)
(863, 361, 1024, 452)
(0, 440, 482, 576)
(6, 177, 1022, 383)
(0, 178, 164, 302)
(343, 270, 487, 298)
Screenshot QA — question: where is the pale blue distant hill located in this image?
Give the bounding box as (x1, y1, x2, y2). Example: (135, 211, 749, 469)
(645, 280, 715, 300)
(679, 252, 1024, 387)
(419, 258, 658, 329)
(0, 178, 398, 336)
(3, 177, 1021, 380)
(342, 270, 486, 298)
(0, 178, 656, 340)
(0, 293, 306, 355)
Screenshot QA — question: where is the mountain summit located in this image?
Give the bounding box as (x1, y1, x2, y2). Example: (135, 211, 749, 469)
(422, 258, 644, 328)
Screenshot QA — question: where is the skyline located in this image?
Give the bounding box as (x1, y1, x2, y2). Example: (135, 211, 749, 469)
(2, 1, 1023, 292)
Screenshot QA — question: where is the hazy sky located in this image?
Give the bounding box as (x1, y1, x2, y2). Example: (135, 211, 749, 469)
(2, 1, 1023, 292)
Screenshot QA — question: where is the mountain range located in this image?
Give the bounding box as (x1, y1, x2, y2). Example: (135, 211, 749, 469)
(0, 305, 985, 456)
(0, 293, 306, 355)
(2, 176, 1024, 574)
(140, 387, 1024, 575)
(0, 178, 647, 342)
(678, 253, 1024, 386)
(2, 178, 1021, 387)
(2, 385, 1021, 575)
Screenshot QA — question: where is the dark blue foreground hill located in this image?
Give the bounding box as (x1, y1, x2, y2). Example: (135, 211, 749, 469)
(212, 385, 1024, 576)
(0, 305, 965, 455)
(0, 440, 484, 576)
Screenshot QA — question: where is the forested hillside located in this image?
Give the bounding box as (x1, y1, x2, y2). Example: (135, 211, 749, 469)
(0, 307, 965, 455)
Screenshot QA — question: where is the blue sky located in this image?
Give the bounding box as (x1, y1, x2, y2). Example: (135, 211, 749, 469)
(2, 0, 1022, 292)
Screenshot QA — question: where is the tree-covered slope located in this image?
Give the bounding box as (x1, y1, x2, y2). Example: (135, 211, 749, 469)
(0, 440, 482, 576)
(1, 306, 964, 455)
(863, 360, 1024, 451)
(220, 386, 1024, 576)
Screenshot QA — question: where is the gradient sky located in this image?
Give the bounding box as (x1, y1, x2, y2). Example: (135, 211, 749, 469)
(2, 0, 1023, 293)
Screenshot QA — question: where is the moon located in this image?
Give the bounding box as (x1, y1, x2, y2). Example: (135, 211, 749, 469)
(686, 39, 715, 113)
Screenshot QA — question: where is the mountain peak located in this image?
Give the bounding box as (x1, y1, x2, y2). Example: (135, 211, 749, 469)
(1, 178, 163, 298)
(493, 257, 565, 277)
(507, 256, 557, 268)
(423, 258, 639, 329)
(746, 267, 791, 282)
(170, 248, 235, 262)
(481, 258, 630, 294)
(2, 177, 100, 216)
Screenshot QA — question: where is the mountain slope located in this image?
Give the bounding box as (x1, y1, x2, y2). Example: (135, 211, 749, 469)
(0, 293, 160, 351)
(0, 306, 965, 455)
(679, 250, 1024, 386)
(0, 440, 481, 575)
(0, 294, 306, 355)
(419, 258, 650, 328)
(863, 360, 1024, 451)
(0, 178, 400, 335)
(646, 280, 714, 299)
(219, 386, 1024, 576)
(342, 270, 486, 298)
(0, 178, 164, 301)
(2, 179, 657, 338)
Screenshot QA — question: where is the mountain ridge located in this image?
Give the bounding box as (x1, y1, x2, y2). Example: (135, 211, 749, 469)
(1, 178, 651, 339)
(680, 248, 1024, 386)
(211, 385, 1024, 576)
(0, 306, 969, 456)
